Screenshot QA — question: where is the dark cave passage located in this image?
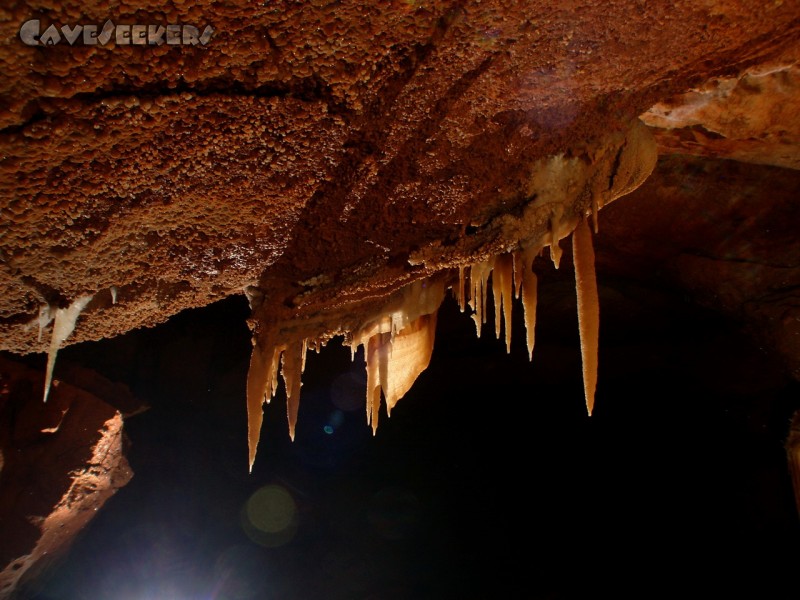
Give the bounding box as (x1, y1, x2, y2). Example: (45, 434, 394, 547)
(11, 266, 800, 600)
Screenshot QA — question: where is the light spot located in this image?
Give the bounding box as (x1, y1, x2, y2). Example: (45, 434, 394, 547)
(241, 484, 297, 548)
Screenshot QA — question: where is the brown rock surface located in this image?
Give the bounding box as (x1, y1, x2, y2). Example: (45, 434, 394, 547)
(595, 154, 800, 380)
(643, 60, 800, 169)
(0, 1, 798, 357)
(0, 355, 132, 599)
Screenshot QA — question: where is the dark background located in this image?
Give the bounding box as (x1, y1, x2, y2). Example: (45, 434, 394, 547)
(13, 265, 800, 600)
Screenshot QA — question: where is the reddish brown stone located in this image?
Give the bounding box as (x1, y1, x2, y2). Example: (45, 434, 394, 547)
(595, 154, 800, 379)
(643, 60, 800, 169)
(0, 355, 132, 599)
(0, 1, 797, 356)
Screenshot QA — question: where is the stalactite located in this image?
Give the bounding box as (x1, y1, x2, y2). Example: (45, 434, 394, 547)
(491, 253, 514, 353)
(282, 341, 305, 441)
(238, 119, 664, 469)
(520, 248, 539, 361)
(550, 215, 564, 269)
(43, 295, 93, 403)
(468, 258, 493, 336)
(457, 266, 466, 312)
(247, 338, 285, 472)
(353, 279, 446, 434)
(512, 251, 523, 300)
(465, 251, 536, 357)
(572, 218, 600, 416)
(382, 313, 437, 416)
(246, 343, 268, 473)
(364, 333, 385, 434)
(357, 312, 438, 435)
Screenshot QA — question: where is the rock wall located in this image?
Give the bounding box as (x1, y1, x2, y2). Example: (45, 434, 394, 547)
(0, 356, 133, 599)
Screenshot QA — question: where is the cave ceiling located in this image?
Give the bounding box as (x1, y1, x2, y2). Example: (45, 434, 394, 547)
(0, 0, 797, 351)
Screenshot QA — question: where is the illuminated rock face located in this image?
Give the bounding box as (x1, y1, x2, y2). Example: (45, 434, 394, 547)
(642, 63, 800, 170)
(0, 356, 132, 599)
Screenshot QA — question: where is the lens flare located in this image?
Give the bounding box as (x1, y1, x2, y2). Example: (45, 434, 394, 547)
(241, 484, 297, 548)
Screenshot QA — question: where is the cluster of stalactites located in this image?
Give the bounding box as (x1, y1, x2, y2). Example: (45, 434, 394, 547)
(246, 217, 600, 472)
(452, 219, 598, 417)
(246, 279, 447, 472)
(453, 248, 540, 361)
(348, 278, 445, 435)
(32, 287, 125, 404)
(356, 312, 438, 436)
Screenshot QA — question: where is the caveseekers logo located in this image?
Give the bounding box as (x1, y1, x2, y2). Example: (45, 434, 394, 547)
(19, 19, 214, 46)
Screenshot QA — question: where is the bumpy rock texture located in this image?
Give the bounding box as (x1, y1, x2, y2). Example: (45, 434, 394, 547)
(1, 1, 798, 357)
(643, 62, 800, 169)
